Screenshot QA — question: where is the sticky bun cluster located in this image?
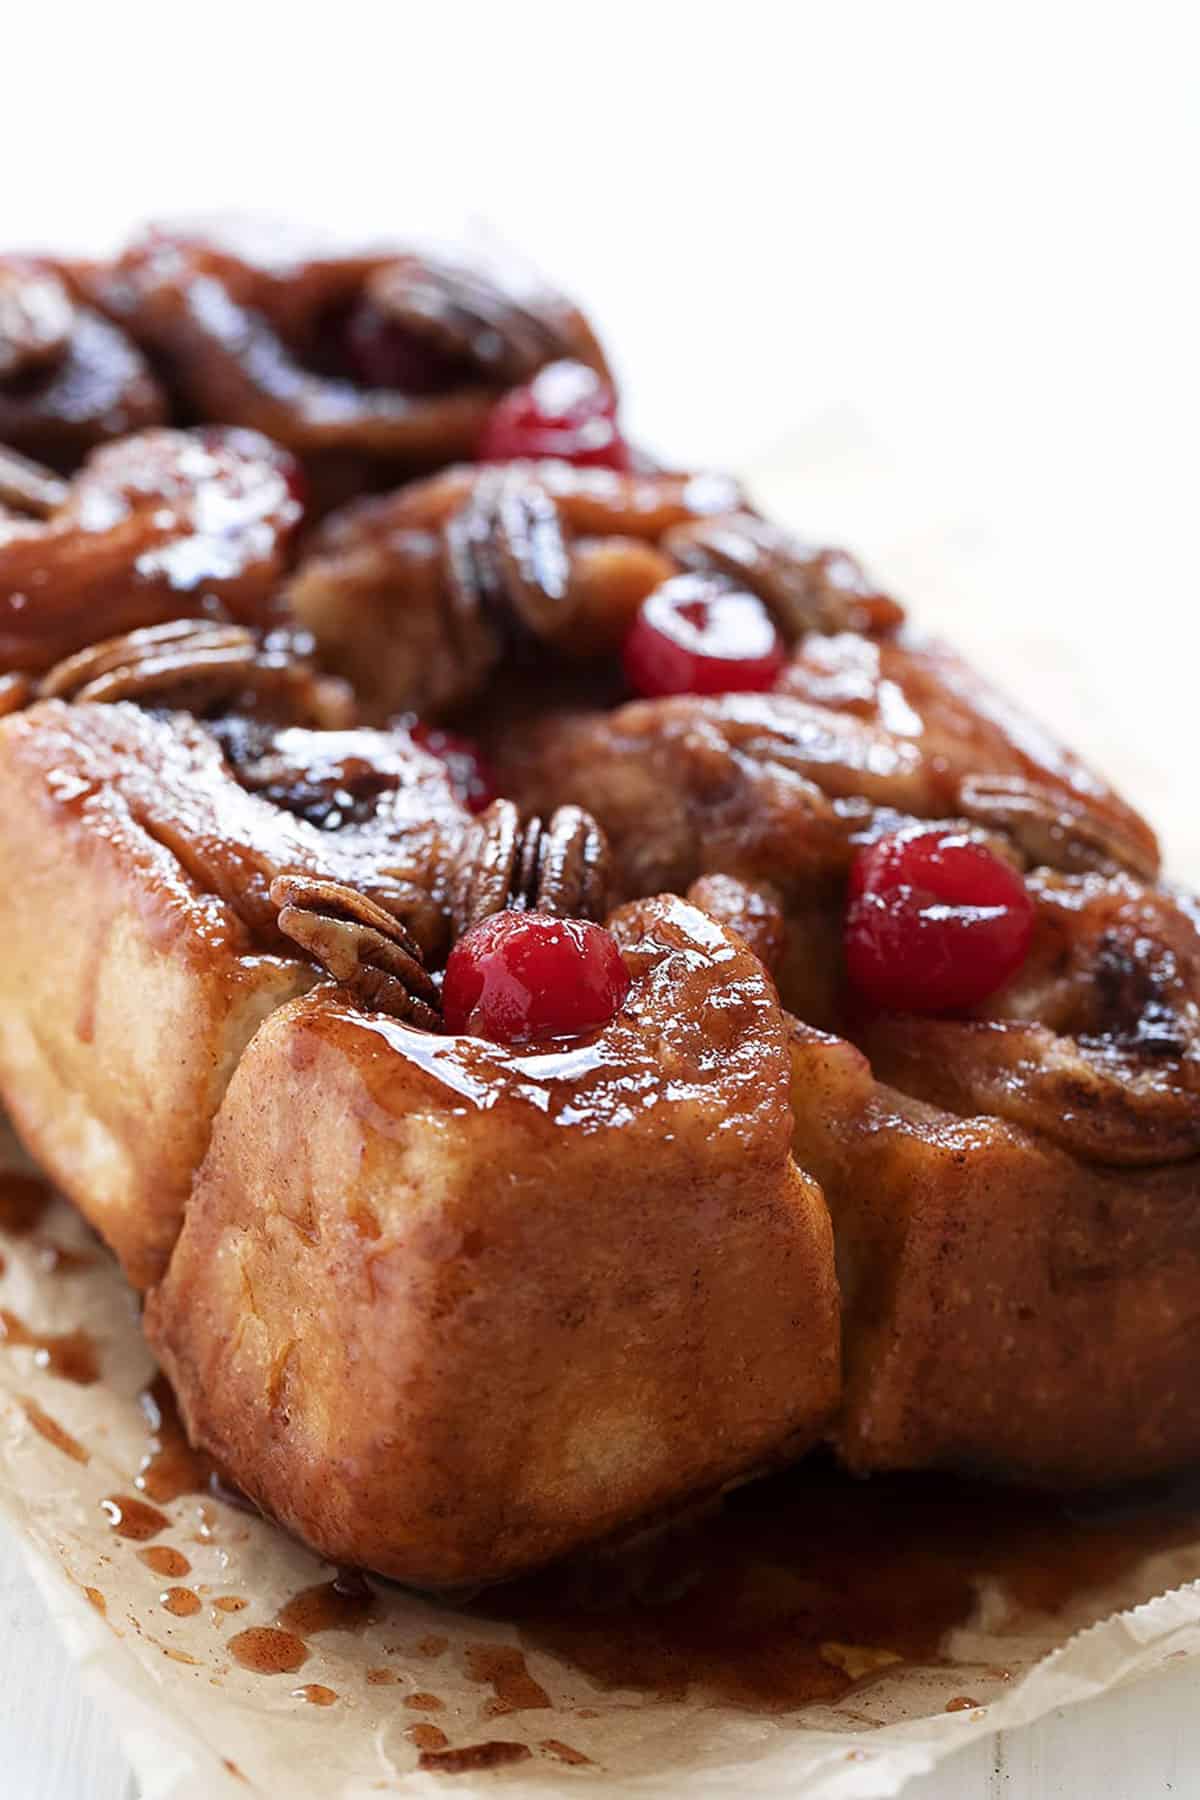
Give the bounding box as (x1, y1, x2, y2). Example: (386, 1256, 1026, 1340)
(0, 217, 1195, 1586)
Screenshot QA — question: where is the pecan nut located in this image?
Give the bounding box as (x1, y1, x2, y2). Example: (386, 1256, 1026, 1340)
(0, 444, 69, 518)
(35, 619, 353, 728)
(364, 253, 589, 385)
(442, 465, 574, 652)
(0, 257, 166, 471)
(662, 513, 904, 638)
(958, 772, 1160, 882)
(272, 874, 440, 1029)
(452, 798, 611, 935)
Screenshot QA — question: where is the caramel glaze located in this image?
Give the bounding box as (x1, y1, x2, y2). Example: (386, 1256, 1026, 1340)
(418, 1742, 532, 1775)
(276, 1570, 375, 1636)
(101, 1495, 169, 1541)
(229, 1627, 309, 1675)
(160, 1586, 201, 1617)
(462, 1645, 550, 1712)
(137, 1372, 216, 1503)
(294, 1683, 338, 1706)
(0, 1172, 53, 1235)
(139, 1545, 191, 1578)
(21, 1398, 87, 1464)
(406, 1723, 449, 1753)
(138, 1372, 259, 1516)
(74, 1317, 1200, 1716)
(474, 1457, 1200, 1712)
(0, 1309, 99, 1384)
(541, 1740, 592, 1766)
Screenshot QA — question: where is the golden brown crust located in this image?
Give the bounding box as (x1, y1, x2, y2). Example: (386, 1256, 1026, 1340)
(489, 616, 1200, 1490)
(0, 702, 312, 1284)
(0, 701, 469, 1283)
(685, 874, 787, 973)
(789, 1023, 1200, 1487)
(858, 870, 1200, 1165)
(146, 896, 839, 1586)
(497, 630, 1158, 900)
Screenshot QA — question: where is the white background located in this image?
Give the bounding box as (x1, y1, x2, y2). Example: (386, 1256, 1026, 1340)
(2, 3, 1199, 1794)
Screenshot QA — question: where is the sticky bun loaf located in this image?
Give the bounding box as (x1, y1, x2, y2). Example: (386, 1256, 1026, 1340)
(0, 216, 1194, 1585)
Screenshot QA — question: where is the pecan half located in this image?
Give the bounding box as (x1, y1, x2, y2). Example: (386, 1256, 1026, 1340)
(365, 254, 587, 384)
(0, 444, 69, 518)
(36, 619, 352, 726)
(0, 257, 166, 472)
(272, 874, 440, 1029)
(662, 513, 904, 637)
(958, 772, 1160, 882)
(442, 465, 574, 650)
(451, 798, 610, 935)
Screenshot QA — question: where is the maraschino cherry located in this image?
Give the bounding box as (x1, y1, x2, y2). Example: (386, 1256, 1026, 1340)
(476, 359, 629, 470)
(844, 828, 1035, 1013)
(622, 575, 786, 699)
(408, 721, 497, 815)
(442, 912, 631, 1044)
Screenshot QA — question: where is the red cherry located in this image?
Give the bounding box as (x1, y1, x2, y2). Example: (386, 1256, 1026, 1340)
(442, 912, 631, 1044)
(844, 829, 1035, 1013)
(622, 575, 786, 699)
(408, 721, 497, 814)
(476, 360, 629, 470)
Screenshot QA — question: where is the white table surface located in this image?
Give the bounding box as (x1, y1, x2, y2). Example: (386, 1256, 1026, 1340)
(2, 5, 1198, 1793)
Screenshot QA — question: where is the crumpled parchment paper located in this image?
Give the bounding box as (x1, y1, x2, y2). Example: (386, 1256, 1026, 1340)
(4, 1132, 1200, 1800)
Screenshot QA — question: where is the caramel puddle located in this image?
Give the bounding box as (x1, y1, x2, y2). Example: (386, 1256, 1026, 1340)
(0, 1309, 99, 1384)
(229, 1627, 308, 1675)
(477, 1457, 1200, 1712)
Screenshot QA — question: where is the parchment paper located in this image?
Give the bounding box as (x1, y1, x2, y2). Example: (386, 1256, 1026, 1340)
(4, 453, 1200, 1796)
(5, 1169, 1200, 1800)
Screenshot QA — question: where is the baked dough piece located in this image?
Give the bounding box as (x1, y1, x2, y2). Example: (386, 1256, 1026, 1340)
(0, 426, 303, 674)
(286, 460, 749, 719)
(0, 700, 467, 1286)
(0, 256, 166, 471)
(493, 628, 1159, 1026)
(146, 896, 840, 1586)
(790, 1024, 1200, 1487)
(490, 625, 1200, 1485)
(95, 220, 612, 507)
